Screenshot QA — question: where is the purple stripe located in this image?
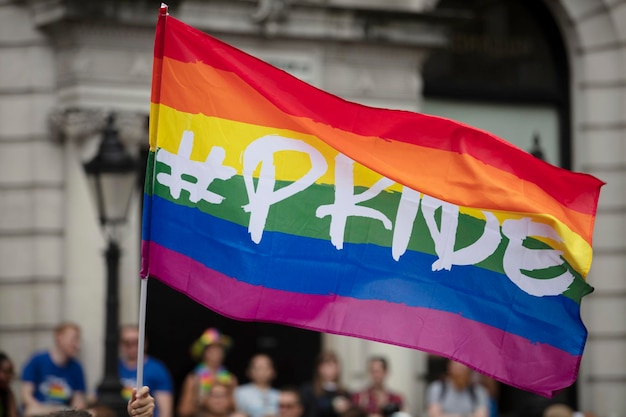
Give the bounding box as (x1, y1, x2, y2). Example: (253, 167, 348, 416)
(144, 241, 580, 396)
(141, 240, 150, 278)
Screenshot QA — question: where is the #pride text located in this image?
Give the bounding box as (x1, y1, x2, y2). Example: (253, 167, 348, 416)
(155, 130, 575, 298)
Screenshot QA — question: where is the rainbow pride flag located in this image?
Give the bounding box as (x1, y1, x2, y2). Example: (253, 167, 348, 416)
(142, 5, 603, 396)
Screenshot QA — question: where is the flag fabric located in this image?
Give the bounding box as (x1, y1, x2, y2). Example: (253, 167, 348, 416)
(142, 5, 603, 396)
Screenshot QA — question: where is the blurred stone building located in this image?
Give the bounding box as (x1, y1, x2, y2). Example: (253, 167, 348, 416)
(0, 0, 624, 416)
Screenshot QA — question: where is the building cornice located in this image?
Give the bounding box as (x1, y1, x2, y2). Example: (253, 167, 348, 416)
(27, 0, 448, 48)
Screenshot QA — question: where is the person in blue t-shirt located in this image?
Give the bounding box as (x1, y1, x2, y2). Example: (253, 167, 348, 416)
(21, 322, 87, 416)
(118, 325, 173, 417)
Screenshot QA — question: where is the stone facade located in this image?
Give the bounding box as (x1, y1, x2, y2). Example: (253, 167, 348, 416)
(0, 0, 65, 369)
(545, 1, 626, 415)
(0, 0, 625, 415)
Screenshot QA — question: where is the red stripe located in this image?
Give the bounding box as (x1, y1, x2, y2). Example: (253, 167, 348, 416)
(154, 15, 603, 216)
(153, 61, 599, 243)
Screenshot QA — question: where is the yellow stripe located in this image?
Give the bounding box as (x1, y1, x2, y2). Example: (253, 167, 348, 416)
(152, 103, 398, 190)
(464, 208, 592, 276)
(150, 104, 593, 277)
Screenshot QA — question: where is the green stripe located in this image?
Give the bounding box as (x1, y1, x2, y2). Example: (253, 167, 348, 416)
(151, 159, 592, 302)
(144, 151, 156, 196)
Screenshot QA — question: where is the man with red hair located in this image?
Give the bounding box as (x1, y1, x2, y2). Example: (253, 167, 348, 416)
(21, 322, 87, 416)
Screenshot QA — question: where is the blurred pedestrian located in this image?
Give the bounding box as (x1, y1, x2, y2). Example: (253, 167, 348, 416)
(543, 404, 574, 417)
(21, 322, 87, 416)
(86, 402, 116, 417)
(47, 411, 93, 417)
(235, 354, 279, 417)
(425, 360, 488, 417)
(0, 351, 18, 417)
(43, 386, 155, 417)
(542, 403, 597, 417)
(475, 375, 498, 417)
(197, 381, 236, 417)
(118, 325, 173, 417)
(340, 406, 367, 417)
(277, 387, 303, 417)
(178, 328, 237, 417)
(300, 351, 351, 417)
(352, 356, 403, 417)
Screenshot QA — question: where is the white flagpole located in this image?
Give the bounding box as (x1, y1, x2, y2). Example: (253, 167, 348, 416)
(135, 1, 167, 391)
(136, 277, 149, 388)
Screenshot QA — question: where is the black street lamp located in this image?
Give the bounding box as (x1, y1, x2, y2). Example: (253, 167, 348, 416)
(84, 113, 138, 417)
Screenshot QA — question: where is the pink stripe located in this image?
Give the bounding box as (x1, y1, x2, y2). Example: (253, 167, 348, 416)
(141, 240, 150, 278)
(145, 241, 580, 396)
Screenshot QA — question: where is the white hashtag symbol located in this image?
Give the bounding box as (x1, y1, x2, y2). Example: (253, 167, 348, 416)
(155, 130, 236, 204)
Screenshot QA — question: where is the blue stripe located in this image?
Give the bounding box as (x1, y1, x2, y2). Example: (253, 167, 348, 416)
(146, 195, 586, 355)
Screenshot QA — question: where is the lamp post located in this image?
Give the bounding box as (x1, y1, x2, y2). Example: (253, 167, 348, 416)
(84, 113, 138, 417)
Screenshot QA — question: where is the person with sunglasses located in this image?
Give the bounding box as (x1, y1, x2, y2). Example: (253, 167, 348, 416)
(118, 325, 173, 417)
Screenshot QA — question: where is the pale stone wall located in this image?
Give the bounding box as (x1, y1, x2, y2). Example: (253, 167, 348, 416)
(0, 0, 148, 396)
(0, 0, 64, 389)
(544, 1, 626, 415)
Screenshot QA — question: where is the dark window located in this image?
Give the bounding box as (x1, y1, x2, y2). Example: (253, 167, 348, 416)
(423, 0, 571, 169)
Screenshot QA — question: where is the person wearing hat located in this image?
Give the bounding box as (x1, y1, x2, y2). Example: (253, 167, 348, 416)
(178, 328, 238, 417)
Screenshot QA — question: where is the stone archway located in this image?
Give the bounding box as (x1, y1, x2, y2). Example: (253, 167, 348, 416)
(546, 1, 626, 415)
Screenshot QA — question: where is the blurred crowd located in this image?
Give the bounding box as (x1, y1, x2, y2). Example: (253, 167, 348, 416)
(0, 323, 594, 417)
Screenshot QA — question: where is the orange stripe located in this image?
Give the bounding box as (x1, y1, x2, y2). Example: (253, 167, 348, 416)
(153, 57, 596, 243)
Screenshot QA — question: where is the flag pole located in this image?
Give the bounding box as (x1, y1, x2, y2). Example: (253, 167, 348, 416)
(136, 277, 148, 388)
(135, 1, 169, 390)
